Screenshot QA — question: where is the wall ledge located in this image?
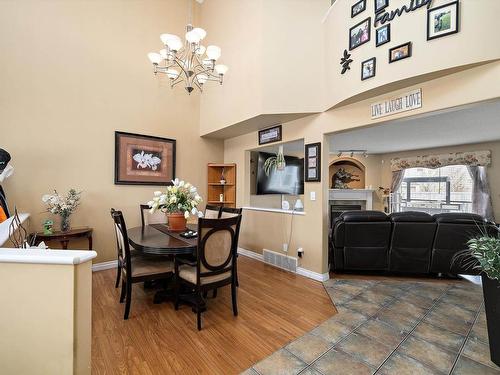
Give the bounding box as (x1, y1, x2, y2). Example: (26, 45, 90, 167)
(0, 248, 97, 265)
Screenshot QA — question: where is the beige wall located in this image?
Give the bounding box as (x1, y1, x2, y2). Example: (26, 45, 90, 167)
(0, 0, 223, 263)
(0, 261, 92, 374)
(226, 62, 500, 274)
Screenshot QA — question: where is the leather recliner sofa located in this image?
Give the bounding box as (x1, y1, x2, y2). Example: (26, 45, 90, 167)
(330, 211, 497, 275)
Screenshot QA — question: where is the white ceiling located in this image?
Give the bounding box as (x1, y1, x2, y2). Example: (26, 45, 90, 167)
(329, 99, 500, 154)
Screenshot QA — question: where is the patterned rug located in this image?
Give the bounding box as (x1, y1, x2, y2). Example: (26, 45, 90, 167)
(242, 278, 500, 375)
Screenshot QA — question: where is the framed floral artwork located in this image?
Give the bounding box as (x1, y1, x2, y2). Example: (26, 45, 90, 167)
(114, 131, 176, 185)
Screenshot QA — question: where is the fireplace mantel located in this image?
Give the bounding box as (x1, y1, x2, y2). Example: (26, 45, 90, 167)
(329, 189, 375, 210)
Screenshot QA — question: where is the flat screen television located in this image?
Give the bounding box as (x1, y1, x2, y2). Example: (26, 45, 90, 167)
(256, 152, 304, 195)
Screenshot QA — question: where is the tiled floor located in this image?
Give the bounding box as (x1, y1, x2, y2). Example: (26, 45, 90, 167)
(243, 278, 500, 375)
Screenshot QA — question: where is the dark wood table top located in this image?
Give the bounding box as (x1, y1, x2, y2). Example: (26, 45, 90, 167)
(33, 227, 93, 240)
(127, 224, 197, 256)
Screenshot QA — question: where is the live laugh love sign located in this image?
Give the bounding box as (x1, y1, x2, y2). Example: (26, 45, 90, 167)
(371, 89, 422, 119)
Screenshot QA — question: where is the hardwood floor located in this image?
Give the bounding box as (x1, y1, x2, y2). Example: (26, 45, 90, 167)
(91, 256, 336, 374)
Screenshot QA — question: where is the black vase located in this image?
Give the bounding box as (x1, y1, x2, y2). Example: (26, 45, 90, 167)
(482, 274, 500, 366)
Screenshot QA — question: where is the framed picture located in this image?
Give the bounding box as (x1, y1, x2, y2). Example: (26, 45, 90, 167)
(427, 1, 459, 41)
(351, 0, 366, 18)
(375, 0, 389, 13)
(361, 57, 376, 80)
(115, 131, 176, 185)
(376, 23, 391, 47)
(389, 42, 412, 63)
(349, 17, 371, 51)
(305, 142, 321, 182)
(258, 125, 282, 145)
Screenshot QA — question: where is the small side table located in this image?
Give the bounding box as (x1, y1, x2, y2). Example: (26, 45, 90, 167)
(32, 227, 93, 250)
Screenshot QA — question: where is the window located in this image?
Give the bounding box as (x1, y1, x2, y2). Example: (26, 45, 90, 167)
(394, 165, 473, 215)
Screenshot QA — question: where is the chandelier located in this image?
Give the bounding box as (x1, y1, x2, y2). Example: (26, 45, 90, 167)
(147, 24, 228, 94)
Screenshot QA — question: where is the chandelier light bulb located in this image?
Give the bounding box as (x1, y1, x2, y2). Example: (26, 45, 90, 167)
(186, 30, 201, 44)
(147, 52, 162, 64)
(160, 33, 179, 45)
(214, 64, 228, 75)
(159, 49, 168, 59)
(166, 68, 180, 80)
(197, 74, 208, 84)
(206, 45, 221, 60)
(192, 27, 207, 40)
(166, 37, 183, 52)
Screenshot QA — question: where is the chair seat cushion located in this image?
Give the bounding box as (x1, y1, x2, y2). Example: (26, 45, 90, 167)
(129, 257, 173, 277)
(178, 265, 231, 285)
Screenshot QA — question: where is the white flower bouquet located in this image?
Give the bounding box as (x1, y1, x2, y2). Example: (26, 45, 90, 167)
(148, 179, 203, 219)
(42, 189, 81, 216)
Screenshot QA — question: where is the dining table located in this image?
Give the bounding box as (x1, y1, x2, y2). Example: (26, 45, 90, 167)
(127, 223, 201, 307)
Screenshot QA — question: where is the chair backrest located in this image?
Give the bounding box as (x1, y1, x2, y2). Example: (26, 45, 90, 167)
(140, 204, 167, 227)
(110, 209, 132, 274)
(204, 204, 222, 219)
(195, 215, 242, 284)
(220, 207, 243, 218)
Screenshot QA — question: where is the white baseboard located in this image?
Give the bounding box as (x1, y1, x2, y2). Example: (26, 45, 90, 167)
(92, 260, 117, 272)
(237, 247, 329, 282)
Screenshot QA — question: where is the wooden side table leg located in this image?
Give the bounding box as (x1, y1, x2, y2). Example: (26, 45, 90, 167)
(88, 235, 93, 250)
(61, 240, 69, 250)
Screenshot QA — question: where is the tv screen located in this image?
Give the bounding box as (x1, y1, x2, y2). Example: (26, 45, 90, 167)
(256, 152, 304, 195)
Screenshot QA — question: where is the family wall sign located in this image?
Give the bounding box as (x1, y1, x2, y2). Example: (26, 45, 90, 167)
(374, 0, 434, 27)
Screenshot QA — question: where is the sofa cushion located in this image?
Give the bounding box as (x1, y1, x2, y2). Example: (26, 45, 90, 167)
(390, 211, 434, 223)
(341, 210, 389, 222)
(434, 213, 485, 224)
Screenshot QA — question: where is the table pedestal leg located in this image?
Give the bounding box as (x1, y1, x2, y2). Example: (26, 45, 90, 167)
(61, 240, 69, 250)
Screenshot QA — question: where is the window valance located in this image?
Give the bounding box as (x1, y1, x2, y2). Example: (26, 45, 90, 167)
(390, 150, 491, 172)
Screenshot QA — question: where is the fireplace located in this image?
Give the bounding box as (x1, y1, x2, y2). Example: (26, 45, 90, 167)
(330, 204, 362, 223)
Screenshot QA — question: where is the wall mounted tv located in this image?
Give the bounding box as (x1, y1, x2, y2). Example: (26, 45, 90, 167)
(256, 152, 304, 195)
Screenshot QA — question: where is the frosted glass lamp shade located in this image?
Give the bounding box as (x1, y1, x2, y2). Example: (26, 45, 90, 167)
(186, 30, 201, 44)
(166, 68, 180, 80)
(202, 58, 213, 66)
(215, 64, 228, 75)
(147, 52, 162, 64)
(160, 33, 179, 45)
(197, 74, 208, 84)
(166, 37, 183, 52)
(206, 45, 221, 60)
(159, 49, 168, 59)
(193, 27, 207, 40)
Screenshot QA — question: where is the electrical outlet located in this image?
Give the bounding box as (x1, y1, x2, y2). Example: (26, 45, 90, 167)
(283, 243, 288, 252)
(297, 248, 304, 257)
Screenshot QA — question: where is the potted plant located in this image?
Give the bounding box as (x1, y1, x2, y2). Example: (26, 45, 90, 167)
(42, 189, 81, 232)
(466, 229, 500, 366)
(264, 145, 286, 176)
(148, 179, 203, 232)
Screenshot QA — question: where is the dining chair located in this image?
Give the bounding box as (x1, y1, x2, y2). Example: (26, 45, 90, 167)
(204, 204, 222, 219)
(174, 215, 242, 330)
(140, 204, 167, 227)
(220, 207, 243, 288)
(111, 208, 174, 320)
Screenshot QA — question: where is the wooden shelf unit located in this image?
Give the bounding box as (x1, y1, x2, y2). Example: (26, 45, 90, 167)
(207, 163, 236, 208)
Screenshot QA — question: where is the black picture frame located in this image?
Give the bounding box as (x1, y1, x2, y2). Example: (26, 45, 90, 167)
(427, 1, 459, 41)
(376, 23, 391, 47)
(258, 125, 282, 145)
(349, 17, 371, 51)
(114, 131, 176, 186)
(375, 0, 389, 13)
(305, 142, 321, 183)
(351, 0, 366, 18)
(361, 57, 376, 81)
(389, 42, 412, 63)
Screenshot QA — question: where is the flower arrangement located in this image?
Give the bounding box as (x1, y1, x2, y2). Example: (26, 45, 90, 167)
(148, 179, 203, 219)
(42, 189, 81, 232)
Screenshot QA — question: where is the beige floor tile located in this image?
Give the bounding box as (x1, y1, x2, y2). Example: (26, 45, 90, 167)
(399, 336, 457, 374)
(310, 318, 352, 344)
(386, 300, 427, 320)
(452, 355, 500, 375)
(342, 296, 383, 316)
(412, 321, 466, 352)
(312, 348, 374, 375)
(327, 282, 367, 295)
(369, 283, 407, 297)
(377, 352, 441, 375)
(328, 308, 369, 329)
(241, 369, 259, 375)
(336, 332, 393, 368)
(398, 291, 435, 309)
(423, 309, 473, 336)
(376, 308, 419, 332)
(470, 319, 489, 344)
(463, 338, 499, 370)
(253, 349, 307, 375)
(298, 367, 323, 375)
(325, 288, 355, 305)
(355, 319, 407, 347)
(432, 301, 477, 323)
(358, 289, 395, 305)
(439, 292, 482, 311)
(408, 284, 446, 300)
(286, 333, 334, 364)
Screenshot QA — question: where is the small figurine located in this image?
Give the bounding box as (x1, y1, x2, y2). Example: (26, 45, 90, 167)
(43, 219, 54, 235)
